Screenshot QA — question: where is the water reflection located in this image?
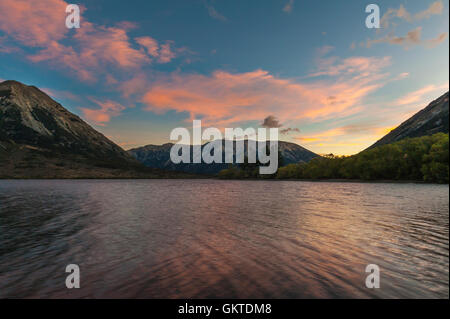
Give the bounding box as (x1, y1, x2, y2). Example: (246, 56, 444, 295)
(0, 180, 448, 298)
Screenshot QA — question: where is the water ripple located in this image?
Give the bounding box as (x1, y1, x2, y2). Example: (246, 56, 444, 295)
(0, 180, 448, 298)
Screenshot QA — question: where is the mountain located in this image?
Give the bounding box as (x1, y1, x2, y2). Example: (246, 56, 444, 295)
(128, 140, 319, 175)
(369, 91, 449, 148)
(0, 80, 190, 178)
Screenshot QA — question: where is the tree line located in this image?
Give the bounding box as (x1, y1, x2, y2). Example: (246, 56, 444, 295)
(218, 133, 449, 183)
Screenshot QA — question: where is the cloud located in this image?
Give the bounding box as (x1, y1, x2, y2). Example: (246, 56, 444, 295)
(0, 0, 67, 47)
(261, 115, 300, 135)
(395, 83, 449, 106)
(367, 27, 421, 48)
(135, 37, 177, 63)
(135, 36, 160, 57)
(0, 35, 21, 53)
(158, 41, 176, 63)
(204, 0, 227, 21)
(415, 1, 444, 20)
(380, 1, 444, 29)
(80, 99, 126, 125)
(316, 45, 334, 56)
(395, 72, 410, 80)
(118, 73, 150, 98)
(366, 27, 447, 49)
(0, 0, 180, 82)
(261, 115, 282, 128)
(280, 127, 300, 135)
(115, 21, 139, 31)
(367, 2, 447, 49)
(426, 32, 448, 48)
(139, 55, 391, 127)
(283, 0, 294, 14)
(309, 56, 391, 77)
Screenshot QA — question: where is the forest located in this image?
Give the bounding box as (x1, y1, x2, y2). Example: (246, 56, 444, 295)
(218, 133, 449, 183)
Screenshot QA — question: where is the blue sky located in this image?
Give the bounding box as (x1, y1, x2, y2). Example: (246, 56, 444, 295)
(0, 0, 448, 154)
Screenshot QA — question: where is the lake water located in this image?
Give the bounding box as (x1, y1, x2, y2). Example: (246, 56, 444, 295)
(0, 180, 448, 298)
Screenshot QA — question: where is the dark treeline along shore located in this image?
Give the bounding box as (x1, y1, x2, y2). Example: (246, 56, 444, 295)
(0, 80, 449, 182)
(219, 133, 449, 183)
(219, 92, 449, 183)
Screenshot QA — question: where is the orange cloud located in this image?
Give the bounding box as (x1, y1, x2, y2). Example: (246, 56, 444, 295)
(80, 99, 126, 126)
(140, 56, 391, 127)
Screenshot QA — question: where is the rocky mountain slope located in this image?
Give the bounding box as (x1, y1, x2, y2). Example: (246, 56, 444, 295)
(0, 80, 190, 178)
(128, 140, 319, 175)
(369, 91, 449, 148)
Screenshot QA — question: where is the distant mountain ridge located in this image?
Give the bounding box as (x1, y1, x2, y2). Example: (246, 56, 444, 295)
(128, 140, 319, 175)
(369, 91, 449, 148)
(0, 80, 189, 178)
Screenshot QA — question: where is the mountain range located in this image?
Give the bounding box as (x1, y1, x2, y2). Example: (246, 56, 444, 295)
(128, 140, 319, 175)
(0, 80, 190, 178)
(1, 80, 448, 178)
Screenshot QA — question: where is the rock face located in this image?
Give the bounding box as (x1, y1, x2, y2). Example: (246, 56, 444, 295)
(128, 140, 319, 175)
(369, 91, 449, 148)
(0, 80, 185, 178)
(0, 80, 131, 161)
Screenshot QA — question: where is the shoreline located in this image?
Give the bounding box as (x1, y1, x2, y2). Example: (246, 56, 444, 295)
(1, 177, 447, 185)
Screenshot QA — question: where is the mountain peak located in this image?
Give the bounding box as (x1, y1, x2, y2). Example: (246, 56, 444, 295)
(1, 80, 141, 177)
(0, 80, 41, 94)
(0, 80, 56, 105)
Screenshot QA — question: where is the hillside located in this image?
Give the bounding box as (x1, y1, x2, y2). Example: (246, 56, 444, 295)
(370, 91, 449, 148)
(0, 80, 191, 178)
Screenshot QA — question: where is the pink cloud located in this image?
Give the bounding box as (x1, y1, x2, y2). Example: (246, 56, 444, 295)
(118, 73, 149, 98)
(395, 82, 449, 106)
(80, 99, 126, 125)
(309, 56, 391, 77)
(74, 22, 150, 69)
(0, 0, 67, 47)
(0, 0, 179, 82)
(140, 56, 391, 127)
(136, 36, 159, 57)
(158, 41, 176, 63)
(135, 37, 177, 63)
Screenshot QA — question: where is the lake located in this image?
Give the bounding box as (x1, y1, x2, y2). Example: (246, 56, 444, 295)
(0, 180, 448, 298)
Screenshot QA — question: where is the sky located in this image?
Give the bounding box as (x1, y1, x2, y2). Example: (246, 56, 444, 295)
(0, 0, 448, 155)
